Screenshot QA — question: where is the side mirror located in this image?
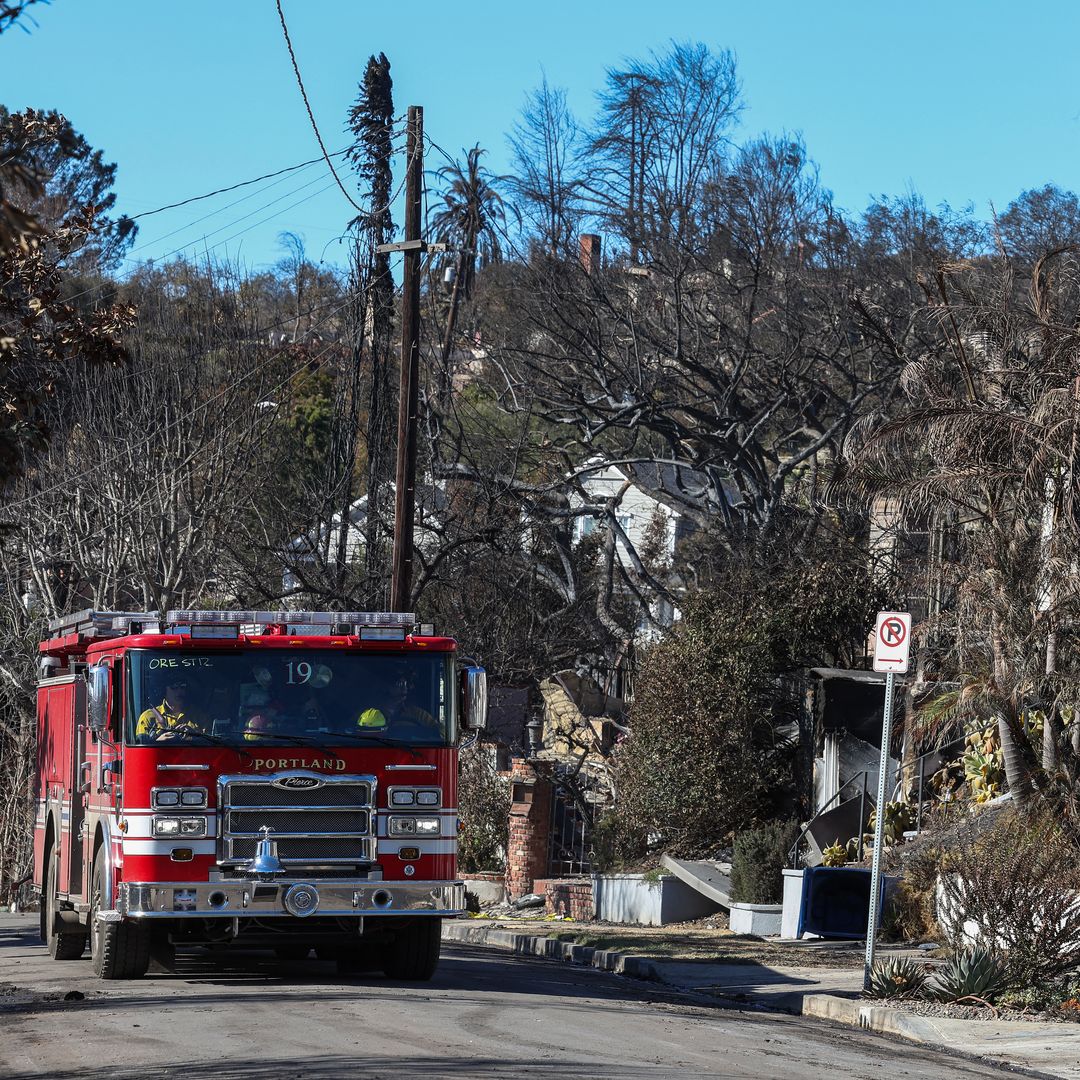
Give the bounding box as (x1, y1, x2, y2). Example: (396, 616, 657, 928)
(460, 665, 488, 732)
(87, 664, 110, 735)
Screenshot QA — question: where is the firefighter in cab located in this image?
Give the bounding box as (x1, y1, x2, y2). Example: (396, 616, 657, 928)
(357, 661, 435, 735)
(136, 674, 208, 741)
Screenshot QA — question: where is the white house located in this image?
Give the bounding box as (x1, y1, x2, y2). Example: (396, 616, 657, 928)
(568, 459, 734, 636)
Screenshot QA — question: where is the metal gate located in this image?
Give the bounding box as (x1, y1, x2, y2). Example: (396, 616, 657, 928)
(548, 771, 593, 877)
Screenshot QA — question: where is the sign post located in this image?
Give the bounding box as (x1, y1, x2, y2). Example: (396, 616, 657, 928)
(864, 611, 912, 991)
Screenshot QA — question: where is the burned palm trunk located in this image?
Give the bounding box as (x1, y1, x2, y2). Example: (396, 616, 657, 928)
(347, 53, 396, 600)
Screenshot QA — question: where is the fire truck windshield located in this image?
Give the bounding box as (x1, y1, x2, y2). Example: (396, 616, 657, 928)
(125, 649, 454, 747)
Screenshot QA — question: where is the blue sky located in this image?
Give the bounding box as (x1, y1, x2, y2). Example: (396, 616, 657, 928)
(3, 0, 1079, 273)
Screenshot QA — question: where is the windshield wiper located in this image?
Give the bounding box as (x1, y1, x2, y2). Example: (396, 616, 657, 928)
(318, 729, 426, 760)
(174, 729, 230, 747)
(246, 732, 324, 748)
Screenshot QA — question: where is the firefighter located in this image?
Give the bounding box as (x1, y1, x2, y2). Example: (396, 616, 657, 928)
(357, 662, 436, 733)
(243, 711, 279, 741)
(136, 675, 207, 741)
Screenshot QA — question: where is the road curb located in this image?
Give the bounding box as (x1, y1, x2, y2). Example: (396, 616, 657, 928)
(442, 921, 663, 980)
(804, 993, 945, 1040)
(443, 922, 659, 980)
(445, 924, 1060, 1078)
(802, 993, 860, 1025)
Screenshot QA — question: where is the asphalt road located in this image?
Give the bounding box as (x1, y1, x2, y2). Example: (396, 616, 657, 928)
(0, 913, 1013, 1080)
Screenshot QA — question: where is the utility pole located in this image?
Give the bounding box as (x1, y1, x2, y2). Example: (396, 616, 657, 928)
(389, 105, 424, 613)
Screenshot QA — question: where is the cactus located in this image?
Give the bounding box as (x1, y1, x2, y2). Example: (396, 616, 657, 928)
(821, 840, 848, 867)
(868, 957, 926, 999)
(924, 946, 1006, 1003)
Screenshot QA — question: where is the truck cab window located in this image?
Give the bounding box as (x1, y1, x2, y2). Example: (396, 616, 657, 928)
(126, 650, 455, 747)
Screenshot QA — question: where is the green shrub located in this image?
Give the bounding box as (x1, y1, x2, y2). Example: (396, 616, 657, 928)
(457, 744, 510, 873)
(610, 538, 884, 859)
(730, 820, 799, 904)
(588, 813, 648, 872)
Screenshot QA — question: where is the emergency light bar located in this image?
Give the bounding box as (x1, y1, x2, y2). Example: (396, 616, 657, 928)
(47, 609, 159, 636)
(189, 624, 239, 639)
(166, 610, 417, 629)
(358, 626, 407, 641)
(112, 615, 161, 633)
(47, 608, 428, 642)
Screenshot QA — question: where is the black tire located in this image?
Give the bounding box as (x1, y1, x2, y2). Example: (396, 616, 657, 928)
(274, 944, 311, 963)
(38, 856, 48, 945)
(336, 942, 380, 974)
(44, 849, 86, 961)
(90, 848, 150, 980)
(382, 918, 441, 981)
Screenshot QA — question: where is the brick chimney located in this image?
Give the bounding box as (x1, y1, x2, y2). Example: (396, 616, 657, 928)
(578, 234, 601, 276)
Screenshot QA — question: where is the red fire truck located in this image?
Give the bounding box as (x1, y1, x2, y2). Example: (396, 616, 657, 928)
(32, 608, 487, 980)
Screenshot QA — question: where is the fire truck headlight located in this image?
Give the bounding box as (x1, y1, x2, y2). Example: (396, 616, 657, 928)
(153, 817, 181, 837)
(180, 788, 207, 807)
(390, 790, 415, 806)
(154, 789, 180, 808)
(389, 816, 439, 837)
(153, 816, 206, 838)
(415, 790, 440, 806)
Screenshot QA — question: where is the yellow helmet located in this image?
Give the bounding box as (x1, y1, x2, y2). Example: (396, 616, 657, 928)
(358, 707, 388, 730)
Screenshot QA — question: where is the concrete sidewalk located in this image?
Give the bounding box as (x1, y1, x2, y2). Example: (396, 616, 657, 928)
(444, 919, 1080, 1079)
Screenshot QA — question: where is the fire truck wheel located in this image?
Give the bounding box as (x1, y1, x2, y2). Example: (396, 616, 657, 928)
(335, 943, 380, 974)
(44, 851, 86, 961)
(382, 917, 442, 981)
(90, 849, 150, 980)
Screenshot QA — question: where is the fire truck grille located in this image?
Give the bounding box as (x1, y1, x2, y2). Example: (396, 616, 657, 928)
(226, 809, 369, 836)
(228, 782, 371, 807)
(220, 775, 376, 868)
(229, 836, 372, 863)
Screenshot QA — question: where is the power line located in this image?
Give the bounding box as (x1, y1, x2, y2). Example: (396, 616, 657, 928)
(58, 170, 339, 308)
(275, 0, 364, 214)
(130, 133, 409, 261)
(121, 170, 336, 266)
(117, 150, 349, 225)
(122, 159, 323, 252)
(60, 142, 409, 332)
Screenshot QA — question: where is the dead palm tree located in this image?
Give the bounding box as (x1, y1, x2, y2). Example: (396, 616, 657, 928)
(842, 251, 1080, 809)
(429, 146, 514, 405)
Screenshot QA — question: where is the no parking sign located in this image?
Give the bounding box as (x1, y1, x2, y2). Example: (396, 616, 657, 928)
(872, 611, 911, 673)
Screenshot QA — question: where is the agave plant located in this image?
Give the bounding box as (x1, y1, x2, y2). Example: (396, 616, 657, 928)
(821, 840, 848, 867)
(925, 946, 1006, 1003)
(866, 802, 916, 846)
(868, 957, 926, 999)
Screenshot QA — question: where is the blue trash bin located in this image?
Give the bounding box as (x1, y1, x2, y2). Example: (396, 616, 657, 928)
(797, 865, 892, 939)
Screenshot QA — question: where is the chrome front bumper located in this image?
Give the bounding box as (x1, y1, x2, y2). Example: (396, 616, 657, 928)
(117, 879, 465, 919)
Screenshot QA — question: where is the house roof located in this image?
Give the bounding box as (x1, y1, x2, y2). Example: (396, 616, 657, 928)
(621, 461, 737, 514)
(575, 458, 739, 519)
